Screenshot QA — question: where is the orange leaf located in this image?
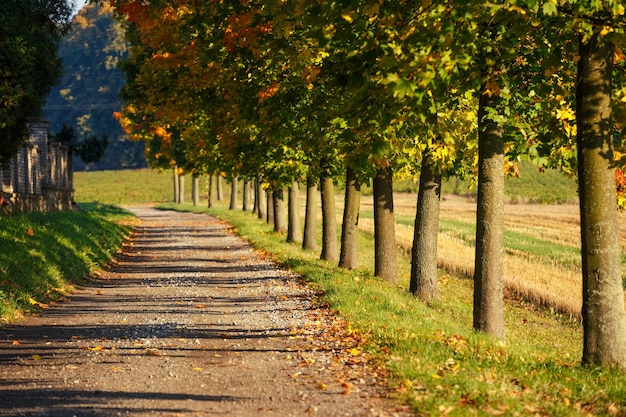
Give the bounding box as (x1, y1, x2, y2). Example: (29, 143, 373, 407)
(27, 229, 35, 236)
(12, 340, 19, 346)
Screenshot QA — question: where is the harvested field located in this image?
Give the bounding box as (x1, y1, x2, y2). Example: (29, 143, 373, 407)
(356, 192, 626, 318)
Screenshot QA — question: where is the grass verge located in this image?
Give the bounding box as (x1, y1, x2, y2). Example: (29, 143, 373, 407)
(0, 204, 133, 323)
(160, 201, 625, 417)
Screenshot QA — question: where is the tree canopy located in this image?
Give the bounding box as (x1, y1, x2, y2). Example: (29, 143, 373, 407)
(0, 0, 72, 161)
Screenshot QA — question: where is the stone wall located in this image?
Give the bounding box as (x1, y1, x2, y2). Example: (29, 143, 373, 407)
(0, 121, 73, 213)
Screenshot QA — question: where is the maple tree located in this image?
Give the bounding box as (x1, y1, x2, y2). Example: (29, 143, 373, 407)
(109, 0, 626, 367)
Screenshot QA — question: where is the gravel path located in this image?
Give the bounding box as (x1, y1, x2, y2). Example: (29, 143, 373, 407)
(0, 207, 410, 417)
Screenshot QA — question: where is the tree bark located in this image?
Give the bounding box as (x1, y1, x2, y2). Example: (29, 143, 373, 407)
(178, 174, 185, 204)
(373, 164, 397, 282)
(192, 174, 199, 206)
(320, 171, 338, 261)
(266, 190, 274, 225)
(173, 167, 179, 203)
(229, 176, 238, 210)
(302, 175, 318, 251)
(410, 150, 442, 300)
(252, 178, 259, 214)
(473, 82, 505, 339)
(577, 34, 626, 368)
(273, 188, 287, 232)
(339, 166, 361, 269)
(216, 175, 223, 201)
(256, 177, 266, 220)
(242, 178, 250, 211)
(207, 175, 214, 208)
(287, 180, 302, 243)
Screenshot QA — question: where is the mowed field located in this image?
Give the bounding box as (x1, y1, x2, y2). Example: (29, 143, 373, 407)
(74, 168, 626, 318)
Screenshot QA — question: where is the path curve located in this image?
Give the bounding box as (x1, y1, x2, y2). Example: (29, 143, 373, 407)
(0, 207, 409, 417)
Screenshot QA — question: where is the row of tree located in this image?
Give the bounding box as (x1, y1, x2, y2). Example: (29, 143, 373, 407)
(110, 0, 626, 368)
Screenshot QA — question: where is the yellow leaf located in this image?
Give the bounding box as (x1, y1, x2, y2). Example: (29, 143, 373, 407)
(317, 382, 328, 390)
(347, 347, 361, 356)
(89, 346, 104, 351)
(31, 354, 41, 361)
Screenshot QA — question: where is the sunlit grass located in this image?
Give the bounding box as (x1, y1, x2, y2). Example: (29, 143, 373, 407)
(0, 204, 133, 323)
(162, 200, 624, 417)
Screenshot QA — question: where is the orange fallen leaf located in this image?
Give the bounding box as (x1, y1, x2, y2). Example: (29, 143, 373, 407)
(12, 340, 19, 346)
(27, 229, 35, 236)
(341, 382, 352, 395)
(195, 304, 206, 309)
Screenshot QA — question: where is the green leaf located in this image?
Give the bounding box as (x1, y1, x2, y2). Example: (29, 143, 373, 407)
(542, 2, 557, 16)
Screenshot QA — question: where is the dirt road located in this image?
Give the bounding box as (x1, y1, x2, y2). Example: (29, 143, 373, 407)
(0, 207, 409, 417)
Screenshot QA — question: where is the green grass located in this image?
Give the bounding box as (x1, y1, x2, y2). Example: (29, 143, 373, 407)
(74, 168, 187, 204)
(161, 200, 624, 417)
(0, 204, 132, 322)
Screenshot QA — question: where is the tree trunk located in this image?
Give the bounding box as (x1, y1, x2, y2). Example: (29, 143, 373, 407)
(229, 176, 238, 210)
(302, 175, 318, 251)
(207, 175, 213, 208)
(257, 177, 266, 220)
(252, 178, 259, 214)
(192, 174, 200, 206)
(320, 172, 338, 261)
(266, 190, 274, 224)
(178, 174, 185, 204)
(216, 175, 223, 200)
(273, 188, 287, 232)
(410, 150, 442, 300)
(373, 164, 397, 282)
(242, 178, 250, 211)
(473, 82, 505, 339)
(173, 167, 179, 203)
(287, 180, 302, 243)
(577, 34, 626, 368)
(339, 166, 361, 269)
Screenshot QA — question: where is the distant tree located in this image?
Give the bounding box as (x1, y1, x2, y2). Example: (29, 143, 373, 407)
(0, 0, 71, 161)
(52, 124, 109, 164)
(43, 2, 144, 170)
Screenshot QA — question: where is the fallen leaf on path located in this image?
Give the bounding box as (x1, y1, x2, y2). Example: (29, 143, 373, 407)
(12, 340, 19, 346)
(28, 298, 49, 309)
(144, 348, 160, 356)
(31, 354, 41, 361)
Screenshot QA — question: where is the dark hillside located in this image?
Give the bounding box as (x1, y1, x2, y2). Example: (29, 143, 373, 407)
(43, 3, 145, 171)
